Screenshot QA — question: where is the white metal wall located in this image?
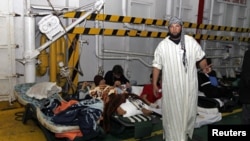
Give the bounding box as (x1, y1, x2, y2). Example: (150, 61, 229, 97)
(0, 0, 16, 102)
(201, 0, 250, 77)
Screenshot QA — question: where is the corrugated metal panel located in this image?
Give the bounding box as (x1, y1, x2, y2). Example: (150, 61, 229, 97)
(0, 0, 16, 102)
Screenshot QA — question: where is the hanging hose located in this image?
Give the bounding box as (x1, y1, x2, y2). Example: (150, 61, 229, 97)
(49, 41, 57, 82)
(36, 34, 48, 76)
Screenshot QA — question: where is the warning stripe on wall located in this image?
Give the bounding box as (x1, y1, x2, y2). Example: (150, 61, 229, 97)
(68, 27, 250, 42)
(188, 34, 235, 41)
(67, 34, 80, 94)
(68, 27, 168, 38)
(64, 12, 250, 33)
(239, 37, 250, 42)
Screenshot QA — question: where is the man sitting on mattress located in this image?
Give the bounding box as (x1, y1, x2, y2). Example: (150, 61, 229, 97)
(140, 72, 162, 109)
(197, 58, 233, 100)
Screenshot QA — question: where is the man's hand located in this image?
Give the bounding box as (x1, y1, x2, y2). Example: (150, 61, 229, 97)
(153, 85, 160, 97)
(202, 64, 212, 74)
(126, 82, 131, 89)
(114, 80, 121, 87)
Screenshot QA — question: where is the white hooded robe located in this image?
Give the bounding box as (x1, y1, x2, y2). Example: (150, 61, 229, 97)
(152, 35, 205, 141)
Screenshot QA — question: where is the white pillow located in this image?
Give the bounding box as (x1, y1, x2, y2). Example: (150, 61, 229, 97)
(120, 99, 143, 117)
(26, 82, 62, 99)
(131, 86, 144, 96)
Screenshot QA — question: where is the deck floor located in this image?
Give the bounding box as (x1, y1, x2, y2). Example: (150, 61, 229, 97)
(0, 101, 242, 141)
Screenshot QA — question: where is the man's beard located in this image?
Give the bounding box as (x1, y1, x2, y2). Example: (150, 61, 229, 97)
(169, 31, 181, 39)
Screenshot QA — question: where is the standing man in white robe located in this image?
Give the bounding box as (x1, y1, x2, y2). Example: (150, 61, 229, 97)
(152, 16, 209, 141)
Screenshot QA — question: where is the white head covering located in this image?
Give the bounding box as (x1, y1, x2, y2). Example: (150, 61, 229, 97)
(169, 16, 183, 26)
(169, 16, 187, 72)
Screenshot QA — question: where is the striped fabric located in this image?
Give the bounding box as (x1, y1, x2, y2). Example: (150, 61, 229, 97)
(114, 114, 152, 124)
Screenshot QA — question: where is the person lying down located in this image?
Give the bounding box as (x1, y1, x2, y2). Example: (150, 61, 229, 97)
(102, 93, 153, 133)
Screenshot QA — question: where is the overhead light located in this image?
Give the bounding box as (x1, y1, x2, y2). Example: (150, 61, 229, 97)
(38, 14, 64, 40)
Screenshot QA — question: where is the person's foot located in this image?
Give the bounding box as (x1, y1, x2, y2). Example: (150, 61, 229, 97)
(116, 107, 126, 115)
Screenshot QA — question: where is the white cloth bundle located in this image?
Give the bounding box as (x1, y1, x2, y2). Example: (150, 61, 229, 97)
(26, 82, 62, 100)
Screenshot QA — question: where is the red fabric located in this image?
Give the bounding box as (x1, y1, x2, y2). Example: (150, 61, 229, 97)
(55, 130, 83, 141)
(140, 84, 162, 103)
(53, 100, 79, 114)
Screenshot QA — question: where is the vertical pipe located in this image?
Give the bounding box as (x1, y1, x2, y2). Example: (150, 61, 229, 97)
(57, 37, 67, 87)
(178, 0, 183, 18)
(197, 0, 205, 25)
(24, 16, 36, 83)
(196, 0, 205, 43)
(209, 0, 214, 24)
(49, 42, 57, 82)
(95, 21, 102, 70)
(165, 0, 173, 19)
(60, 37, 67, 65)
(56, 39, 62, 74)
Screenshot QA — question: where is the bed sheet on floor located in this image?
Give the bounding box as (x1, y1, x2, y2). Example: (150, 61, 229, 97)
(131, 86, 222, 127)
(14, 83, 80, 133)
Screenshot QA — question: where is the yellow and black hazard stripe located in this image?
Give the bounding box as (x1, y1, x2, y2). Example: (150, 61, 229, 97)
(67, 27, 248, 42)
(183, 22, 250, 32)
(188, 34, 234, 41)
(239, 37, 250, 42)
(64, 12, 250, 33)
(68, 27, 168, 38)
(64, 12, 169, 27)
(67, 34, 80, 94)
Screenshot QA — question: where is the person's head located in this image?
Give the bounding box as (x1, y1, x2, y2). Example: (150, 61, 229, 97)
(112, 65, 124, 78)
(168, 16, 187, 69)
(94, 75, 105, 86)
(168, 16, 183, 39)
